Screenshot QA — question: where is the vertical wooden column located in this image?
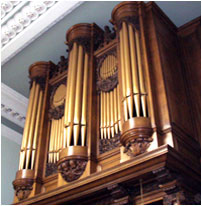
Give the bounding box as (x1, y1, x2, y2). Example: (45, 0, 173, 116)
(13, 62, 50, 202)
(111, 2, 153, 158)
(58, 23, 100, 183)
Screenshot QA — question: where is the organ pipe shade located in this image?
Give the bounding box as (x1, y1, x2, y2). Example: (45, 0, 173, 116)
(119, 21, 148, 121)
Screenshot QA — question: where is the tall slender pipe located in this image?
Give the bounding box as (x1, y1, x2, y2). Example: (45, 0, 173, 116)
(122, 22, 133, 119)
(110, 90, 114, 137)
(135, 29, 147, 117)
(26, 83, 40, 169)
(128, 24, 141, 117)
(19, 81, 36, 169)
(74, 45, 84, 146)
(66, 43, 78, 146)
(31, 89, 43, 169)
(120, 29, 128, 121)
(114, 87, 118, 134)
(81, 52, 89, 146)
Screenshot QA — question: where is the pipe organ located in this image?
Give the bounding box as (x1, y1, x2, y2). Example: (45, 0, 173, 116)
(12, 2, 200, 205)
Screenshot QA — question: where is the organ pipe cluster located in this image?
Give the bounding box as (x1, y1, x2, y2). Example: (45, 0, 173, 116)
(100, 86, 122, 139)
(48, 117, 64, 163)
(64, 42, 89, 147)
(120, 22, 148, 121)
(19, 81, 43, 170)
(99, 54, 122, 139)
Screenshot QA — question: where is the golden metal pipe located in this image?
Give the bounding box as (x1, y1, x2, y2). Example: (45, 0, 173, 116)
(122, 22, 134, 119)
(110, 90, 114, 137)
(31, 89, 43, 169)
(20, 81, 36, 169)
(48, 120, 52, 163)
(100, 92, 104, 139)
(60, 116, 64, 150)
(73, 45, 84, 146)
(135, 29, 147, 117)
(81, 126, 86, 146)
(67, 42, 78, 124)
(113, 87, 118, 134)
(117, 84, 122, 132)
(119, 29, 126, 98)
(66, 42, 78, 147)
(57, 118, 61, 161)
(54, 120, 59, 163)
(135, 29, 146, 94)
(49, 120, 55, 163)
(128, 24, 141, 117)
(103, 92, 107, 139)
(107, 92, 111, 139)
(64, 49, 73, 125)
(63, 127, 67, 148)
(26, 83, 40, 169)
(120, 29, 128, 121)
(81, 52, 88, 145)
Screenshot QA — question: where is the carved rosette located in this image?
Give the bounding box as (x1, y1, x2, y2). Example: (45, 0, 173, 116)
(12, 170, 34, 201)
(121, 117, 153, 157)
(57, 146, 88, 182)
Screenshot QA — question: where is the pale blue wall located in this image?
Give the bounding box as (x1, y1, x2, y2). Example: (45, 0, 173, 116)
(1, 135, 20, 205)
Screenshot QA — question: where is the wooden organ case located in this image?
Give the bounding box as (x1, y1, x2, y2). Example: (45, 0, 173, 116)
(12, 2, 201, 205)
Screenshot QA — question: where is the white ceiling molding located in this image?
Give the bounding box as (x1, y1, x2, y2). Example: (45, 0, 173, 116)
(1, 1, 56, 47)
(1, 124, 22, 145)
(1, 83, 28, 128)
(1, 1, 84, 66)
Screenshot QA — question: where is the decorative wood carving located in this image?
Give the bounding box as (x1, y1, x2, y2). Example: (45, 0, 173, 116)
(121, 118, 153, 157)
(45, 163, 58, 177)
(123, 137, 153, 157)
(49, 56, 68, 79)
(12, 170, 34, 201)
(57, 159, 87, 182)
(99, 134, 120, 154)
(13, 179, 33, 201)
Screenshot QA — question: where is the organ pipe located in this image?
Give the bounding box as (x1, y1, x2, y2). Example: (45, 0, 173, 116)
(19, 81, 36, 170)
(26, 83, 40, 169)
(81, 52, 89, 146)
(31, 89, 43, 169)
(119, 29, 128, 121)
(128, 24, 141, 117)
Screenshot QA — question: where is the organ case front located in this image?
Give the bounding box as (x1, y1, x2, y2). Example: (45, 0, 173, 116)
(12, 1, 200, 205)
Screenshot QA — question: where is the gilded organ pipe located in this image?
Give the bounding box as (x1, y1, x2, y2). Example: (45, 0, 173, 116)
(110, 91, 114, 137)
(119, 29, 128, 121)
(66, 42, 78, 146)
(74, 45, 84, 146)
(19, 81, 36, 170)
(31, 89, 43, 169)
(26, 83, 40, 169)
(113, 87, 118, 134)
(128, 24, 141, 117)
(122, 22, 134, 119)
(135, 29, 147, 117)
(81, 52, 89, 146)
